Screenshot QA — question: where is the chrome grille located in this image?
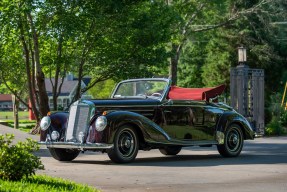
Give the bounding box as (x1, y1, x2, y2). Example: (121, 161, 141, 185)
(65, 103, 92, 142)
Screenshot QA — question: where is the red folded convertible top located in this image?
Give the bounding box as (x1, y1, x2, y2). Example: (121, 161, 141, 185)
(167, 84, 226, 101)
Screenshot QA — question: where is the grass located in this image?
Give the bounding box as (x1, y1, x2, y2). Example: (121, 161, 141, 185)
(0, 111, 29, 120)
(0, 113, 100, 192)
(0, 111, 36, 131)
(0, 175, 100, 192)
(0, 119, 36, 132)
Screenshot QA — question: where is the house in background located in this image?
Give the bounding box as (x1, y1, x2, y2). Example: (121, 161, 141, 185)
(45, 73, 92, 110)
(0, 94, 12, 111)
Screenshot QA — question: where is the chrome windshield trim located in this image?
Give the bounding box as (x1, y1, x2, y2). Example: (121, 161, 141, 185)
(38, 141, 113, 150)
(110, 78, 171, 102)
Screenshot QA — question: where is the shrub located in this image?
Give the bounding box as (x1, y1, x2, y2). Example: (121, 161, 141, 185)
(280, 109, 287, 127)
(0, 134, 44, 181)
(265, 117, 286, 136)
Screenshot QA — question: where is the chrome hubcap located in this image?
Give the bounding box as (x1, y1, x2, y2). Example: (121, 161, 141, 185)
(118, 130, 135, 157)
(227, 128, 241, 152)
(232, 135, 238, 145)
(124, 139, 131, 148)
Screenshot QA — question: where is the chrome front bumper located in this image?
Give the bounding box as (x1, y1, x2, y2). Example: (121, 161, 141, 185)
(38, 141, 113, 150)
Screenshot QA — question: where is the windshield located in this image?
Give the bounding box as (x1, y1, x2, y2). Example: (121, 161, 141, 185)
(112, 79, 169, 100)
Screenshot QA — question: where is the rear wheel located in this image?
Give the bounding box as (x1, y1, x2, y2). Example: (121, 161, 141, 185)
(48, 148, 80, 161)
(108, 125, 139, 163)
(159, 146, 182, 155)
(217, 124, 244, 157)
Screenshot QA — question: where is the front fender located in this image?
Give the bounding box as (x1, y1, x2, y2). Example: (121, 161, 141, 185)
(40, 112, 69, 141)
(104, 111, 170, 143)
(216, 111, 254, 140)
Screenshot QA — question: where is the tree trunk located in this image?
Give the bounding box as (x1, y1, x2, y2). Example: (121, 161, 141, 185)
(19, 19, 40, 121)
(27, 13, 50, 118)
(169, 43, 182, 86)
(52, 36, 64, 111)
(12, 95, 19, 129)
(26, 12, 49, 137)
(74, 60, 84, 102)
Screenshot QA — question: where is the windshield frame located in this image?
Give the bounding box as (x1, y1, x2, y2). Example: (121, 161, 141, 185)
(110, 78, 171, 102)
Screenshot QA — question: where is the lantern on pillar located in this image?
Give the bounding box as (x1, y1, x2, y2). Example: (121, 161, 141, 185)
(238, 46, 247, 65)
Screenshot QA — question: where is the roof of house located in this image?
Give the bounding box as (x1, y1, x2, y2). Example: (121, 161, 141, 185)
(45, 79, 78, 96)
(0, 94, 12, 102)
(45, 76, 91, 97)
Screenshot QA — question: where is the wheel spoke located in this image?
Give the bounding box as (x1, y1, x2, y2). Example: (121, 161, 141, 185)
(108, 126, 139, 163)
(118, 131, 135, 157)
(227, 129, 240, 152)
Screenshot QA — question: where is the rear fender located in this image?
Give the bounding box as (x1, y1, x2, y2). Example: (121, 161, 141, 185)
(216, 112, 254, 140)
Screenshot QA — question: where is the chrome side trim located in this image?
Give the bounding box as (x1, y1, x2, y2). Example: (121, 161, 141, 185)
(38, 141, 113, 150)
(148, 139, 218, 146)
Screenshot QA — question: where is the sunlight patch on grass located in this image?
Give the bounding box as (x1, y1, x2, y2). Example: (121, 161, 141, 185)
(0, 175, 99, 192)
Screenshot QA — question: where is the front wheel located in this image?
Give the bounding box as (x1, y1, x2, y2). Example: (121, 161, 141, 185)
(217, 124, 244, 157)
(48, 148, 80, 161)
(108, 126, 139, 163)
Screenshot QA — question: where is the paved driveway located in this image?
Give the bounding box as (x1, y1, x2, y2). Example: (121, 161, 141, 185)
(1, 124, 287, 192)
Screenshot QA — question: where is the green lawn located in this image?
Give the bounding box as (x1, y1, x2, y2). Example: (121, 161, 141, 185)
(0, 111, 29, 120)
(0, 111, 34, 131)
(0, 175, 99, 192)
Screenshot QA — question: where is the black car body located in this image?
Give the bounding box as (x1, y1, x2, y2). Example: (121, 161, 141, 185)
(39, 78, 254, 163)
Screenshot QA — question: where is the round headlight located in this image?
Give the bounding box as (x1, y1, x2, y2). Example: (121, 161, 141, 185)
(95, 116, 107, 131)
(40, 116, 51, 131)
(51, 131, 60, 140)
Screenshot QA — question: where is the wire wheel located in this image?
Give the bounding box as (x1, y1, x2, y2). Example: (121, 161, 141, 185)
(108, 126, 139, 163)
(118, 130, 136, 157)
(217, 124, 244, 157)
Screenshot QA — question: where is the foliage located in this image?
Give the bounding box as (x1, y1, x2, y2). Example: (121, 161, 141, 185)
(265, 116, 286, 136)
(0, 175, 98, 192)
(265, 93, 287, 136)
(0, 134, 44, 181)
(0, 84, 9, 94)
(0, 0, 177, 114)
(0, 0, 287, 132)
(178, 42, 205, 88)
(280, 109, 287, 127)
(177, 0, 287, 91)
(88, 79, 116, 99)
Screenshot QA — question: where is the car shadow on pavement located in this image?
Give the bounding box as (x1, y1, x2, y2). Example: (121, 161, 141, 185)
(68, 152, 287, 167)
(36, 141, 287, 167)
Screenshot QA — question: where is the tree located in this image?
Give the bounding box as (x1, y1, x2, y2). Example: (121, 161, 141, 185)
(0, 0, 176, 127)
(0, 24, 29, 129)
(167, 0, 275, 85)
(0, 0, 50, 124)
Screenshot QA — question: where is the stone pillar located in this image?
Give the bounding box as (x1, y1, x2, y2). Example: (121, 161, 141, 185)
(230, 66, 265, 135)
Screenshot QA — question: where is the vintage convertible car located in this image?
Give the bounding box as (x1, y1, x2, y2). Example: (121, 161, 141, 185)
(39, 78, 254, 163)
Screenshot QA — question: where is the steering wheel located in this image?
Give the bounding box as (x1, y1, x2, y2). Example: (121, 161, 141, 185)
(151, 92, 162, 97)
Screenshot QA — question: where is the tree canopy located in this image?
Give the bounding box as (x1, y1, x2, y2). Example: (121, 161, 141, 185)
(0, 0, 286, 124)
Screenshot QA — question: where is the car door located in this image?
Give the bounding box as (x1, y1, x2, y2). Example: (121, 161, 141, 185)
(159, 100, 214, 141)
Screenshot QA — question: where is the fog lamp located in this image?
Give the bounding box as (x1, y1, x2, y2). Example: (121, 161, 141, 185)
(51, 131, 60, 140)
